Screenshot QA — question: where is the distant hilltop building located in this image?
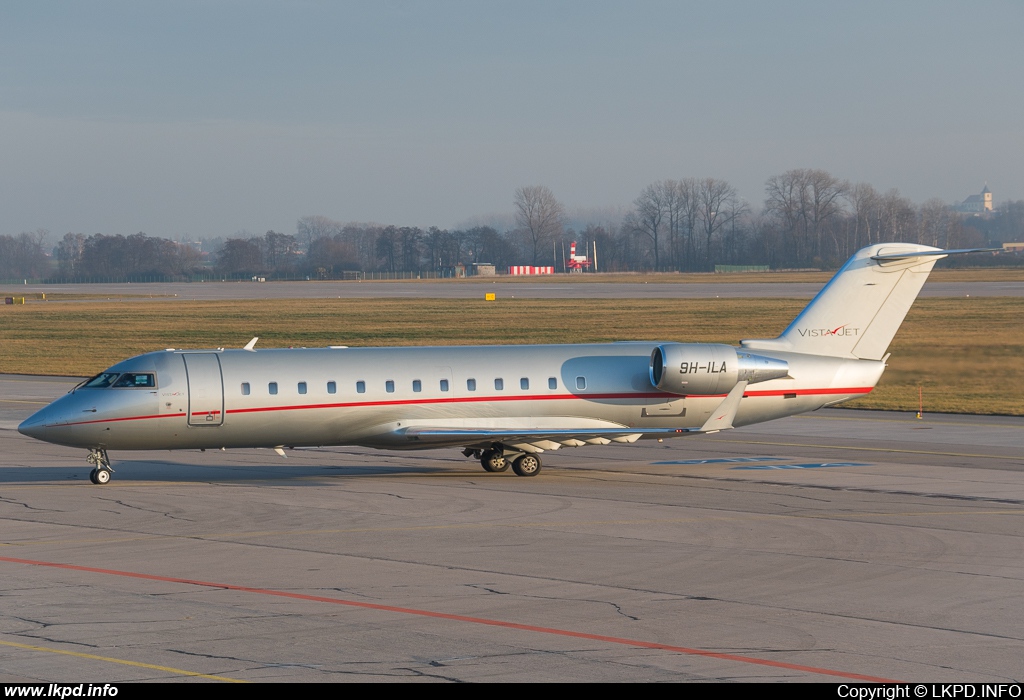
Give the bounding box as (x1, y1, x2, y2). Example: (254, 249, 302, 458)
(956, 184, 993, 215)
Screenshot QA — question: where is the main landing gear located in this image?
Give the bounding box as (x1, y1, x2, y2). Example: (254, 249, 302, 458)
(87, 448, 113, 485)
(469, 445, 542, 477)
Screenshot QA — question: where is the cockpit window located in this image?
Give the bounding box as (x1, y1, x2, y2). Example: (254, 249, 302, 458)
(82, 373, 120, 388)
(113, 373, 156, 388)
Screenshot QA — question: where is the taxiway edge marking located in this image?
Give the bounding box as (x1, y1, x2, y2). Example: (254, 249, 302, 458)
(0, 639, 245, 683)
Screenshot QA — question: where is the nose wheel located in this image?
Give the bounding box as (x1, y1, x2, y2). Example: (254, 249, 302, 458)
(86, 448, 114, 485)
(89, 468, 111, 485)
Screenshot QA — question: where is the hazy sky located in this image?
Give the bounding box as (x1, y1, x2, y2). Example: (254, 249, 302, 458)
(2, 1, 1021, 240)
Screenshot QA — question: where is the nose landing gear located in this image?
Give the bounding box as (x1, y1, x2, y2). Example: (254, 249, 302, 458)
(87, 448, 113, 485)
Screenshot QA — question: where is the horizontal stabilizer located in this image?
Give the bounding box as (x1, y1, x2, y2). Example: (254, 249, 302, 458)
(871, 247, 998, 262)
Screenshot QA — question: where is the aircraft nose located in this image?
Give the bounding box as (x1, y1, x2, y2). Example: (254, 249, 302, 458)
(18, 400, 78, 443)
(18, 409, 54, 440)
(17, 401, 62, 440)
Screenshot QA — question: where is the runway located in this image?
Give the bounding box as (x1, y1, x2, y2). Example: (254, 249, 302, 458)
(1, 375, 1022, 682)
(13, 278, 1024, 300)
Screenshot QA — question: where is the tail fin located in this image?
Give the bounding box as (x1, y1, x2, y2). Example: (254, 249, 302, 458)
(741, 244, 956, 360)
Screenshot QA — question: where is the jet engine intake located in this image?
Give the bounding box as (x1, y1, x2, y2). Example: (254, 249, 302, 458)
(650, 344, 788, 395)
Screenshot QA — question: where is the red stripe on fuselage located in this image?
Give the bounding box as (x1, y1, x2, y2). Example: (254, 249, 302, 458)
(60, 387, 873, 428)
(66, 413, 183, 427)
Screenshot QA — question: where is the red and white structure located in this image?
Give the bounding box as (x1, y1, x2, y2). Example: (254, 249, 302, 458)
(508, 266, 554, 276)
(565, 241, 592, 272)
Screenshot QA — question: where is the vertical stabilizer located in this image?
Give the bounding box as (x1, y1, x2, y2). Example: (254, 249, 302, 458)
(740, 244, 945, 360)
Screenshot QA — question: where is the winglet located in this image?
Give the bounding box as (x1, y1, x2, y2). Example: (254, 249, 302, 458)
(244, 337, 259, 351)
(698, 381, 748, 434)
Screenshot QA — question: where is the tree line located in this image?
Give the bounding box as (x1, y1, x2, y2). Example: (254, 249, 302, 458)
(4, 170, 1023, 282)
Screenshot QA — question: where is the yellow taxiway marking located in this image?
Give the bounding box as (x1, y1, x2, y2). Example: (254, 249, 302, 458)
(712, 438, 1023, 461)
(0, 399, 49, 405)
(0, 639, 246, 682)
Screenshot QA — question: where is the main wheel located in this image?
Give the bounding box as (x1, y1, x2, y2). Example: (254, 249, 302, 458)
(480, 449, 509, 473)
(94, 468, 111, 485)
(511, 454, 541, 477)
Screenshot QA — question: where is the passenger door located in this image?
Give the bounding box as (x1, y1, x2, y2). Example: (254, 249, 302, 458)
(183, 353, 224, 426)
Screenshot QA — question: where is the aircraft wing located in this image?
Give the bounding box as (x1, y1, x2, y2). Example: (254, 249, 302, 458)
(396, 383, 750, 453)
(398, 425, 698, 452)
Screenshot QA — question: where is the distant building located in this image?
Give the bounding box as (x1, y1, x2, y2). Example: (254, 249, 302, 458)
(469, 263, 496, 277)
(956, 184, 993, 215)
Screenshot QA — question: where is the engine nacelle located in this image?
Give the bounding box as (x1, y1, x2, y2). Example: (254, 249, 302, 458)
(650, 344, 789, 395)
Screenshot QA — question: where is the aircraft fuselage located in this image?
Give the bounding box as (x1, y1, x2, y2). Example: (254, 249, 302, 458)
(19, 342, 883, 452)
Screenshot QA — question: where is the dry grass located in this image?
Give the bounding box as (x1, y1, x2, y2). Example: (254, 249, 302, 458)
(2, 296, 1019, 415)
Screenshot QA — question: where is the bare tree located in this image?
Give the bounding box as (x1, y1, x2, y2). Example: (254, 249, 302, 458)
(514, 185, 565, 265)
(878, 189, 916, 243)
(264, 231, 298, 271)
(376, 226, 400, 272)
(629, 182, 666, 269)
(847, 183, 881, 252)
(917, 198, 959, 248)
(0, 232, 49, 280)
(297, 215, 344, 252)
(217, 238, 264, 277)
(696, 178, 739, 266)
(993, 200, 1024, 243)
(55, 233, 87, 277)
(654, 179, 696, 270)
(765, 169, 848, 265)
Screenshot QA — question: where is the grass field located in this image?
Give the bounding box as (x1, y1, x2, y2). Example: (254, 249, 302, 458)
(2, 295, 1020, 415)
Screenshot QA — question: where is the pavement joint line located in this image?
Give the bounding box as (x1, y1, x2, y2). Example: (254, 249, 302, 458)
(0, 639, 246, 682)
(3, 508, 1023, 548)
(0, 554, 898, 683)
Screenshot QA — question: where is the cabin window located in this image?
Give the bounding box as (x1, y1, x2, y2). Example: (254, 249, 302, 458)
(327, 381, 336, 394)
(113, 373, 156, 388)
(520, 377, 529, 390)
(576, 376, 587, 391)
(356, 381, 366, 394)
(494, 378, 504, 391)
(467, 378, 476, 391)
(241, 382, 250, 396)
(82, 373, 120, 389)
(440, 379, 449, 392)
(412, 379, 422, 393)
(549, 377, 557, 390)
(386, 380, 395, 393)
(269, 382, 278, 395)
(298, 382, 307, 395)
